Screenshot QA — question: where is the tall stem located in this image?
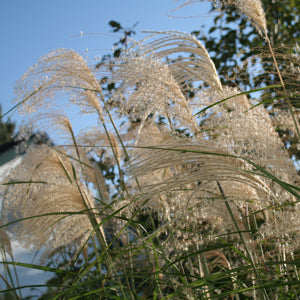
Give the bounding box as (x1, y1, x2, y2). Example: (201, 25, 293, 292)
(265, 35, 300, 139)
(217, 182, 269, 300)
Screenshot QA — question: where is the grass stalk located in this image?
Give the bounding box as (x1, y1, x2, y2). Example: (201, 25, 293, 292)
(217, 182, 269, 300)
(265, 35, 300, 140)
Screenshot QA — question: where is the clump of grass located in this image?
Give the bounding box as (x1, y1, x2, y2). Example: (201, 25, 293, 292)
(1, 1, 300, 299)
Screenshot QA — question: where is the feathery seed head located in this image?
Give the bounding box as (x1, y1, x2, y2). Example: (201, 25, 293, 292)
(15, 49, 103, 117)
(2, 145, 96, 254)
(112, 49, 197, 131)
(178, 1, 267, 35)
(143, 31, 223, 92)
(107, 31, 222, 132)
(231, 0, 267, 35)
(127, 138, 272, 210)
(199, 86, 299, 204)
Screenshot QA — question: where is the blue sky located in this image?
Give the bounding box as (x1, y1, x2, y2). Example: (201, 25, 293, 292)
(0, 0, 215, 132)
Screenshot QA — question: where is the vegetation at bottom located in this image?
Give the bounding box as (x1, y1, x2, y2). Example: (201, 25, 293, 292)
(1, 0, 300, 299)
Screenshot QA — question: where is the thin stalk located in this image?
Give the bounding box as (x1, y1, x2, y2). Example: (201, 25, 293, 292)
(0, 251, 22, 300)
(73, 175, 128, 298)
(217, 182, 269, 300)
(96, 106, 129, 197)
(90, 236, 103, 300)
(98, 90, 130, 161)
(290, 252, 300, 299)
(198, 245, 213, 299)
(97, 89, 143, 193)
(125, 232, 137, 297)
(265, 35, 300, 139)
(168, 231, 198, 299)
(67, 119, 110, 252)
(8, 253, 22, 300)
(0, 273, 21, 300)
(152, 245, 164, 299)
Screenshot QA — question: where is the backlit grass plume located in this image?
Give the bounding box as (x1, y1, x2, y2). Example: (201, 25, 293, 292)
(198, 86, 299, 192)
(178, 0, 267, 35)
(142, 31, 223, 91)
(1, 145, 98, 255)
(226, 0, 267, 35)
(15, 49, 104, 118)
(109, 31, 223, 134)
(111, 43, 198, 132)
